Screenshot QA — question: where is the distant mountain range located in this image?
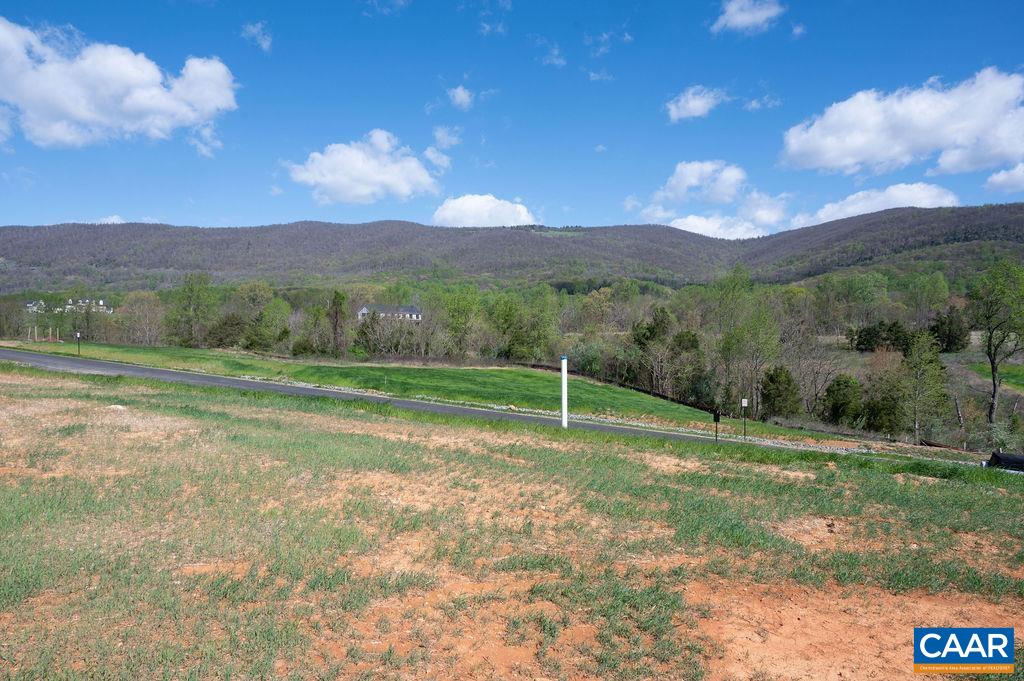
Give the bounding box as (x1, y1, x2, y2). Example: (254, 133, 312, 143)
(1, 203, 1022, 292)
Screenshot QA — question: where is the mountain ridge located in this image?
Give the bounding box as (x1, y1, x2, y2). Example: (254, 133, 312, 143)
(1, 203, 1022, 292)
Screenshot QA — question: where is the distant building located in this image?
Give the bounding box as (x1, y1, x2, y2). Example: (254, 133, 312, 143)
(357, 304, 422, 322)
(24, 298, 113, 315)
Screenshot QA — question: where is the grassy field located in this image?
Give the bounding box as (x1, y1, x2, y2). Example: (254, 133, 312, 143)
(1, 361, 1021, 678)
(11, 341, 834, 441)
(972, 361, 1024, 393)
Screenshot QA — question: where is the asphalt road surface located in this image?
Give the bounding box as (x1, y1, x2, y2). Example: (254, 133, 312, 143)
(0, 346, 734, 447)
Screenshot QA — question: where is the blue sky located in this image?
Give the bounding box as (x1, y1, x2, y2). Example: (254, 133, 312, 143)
(1, 0, 1023, 237)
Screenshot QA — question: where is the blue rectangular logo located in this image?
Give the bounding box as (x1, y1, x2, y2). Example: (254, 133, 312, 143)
(914, 627, 1015, 674)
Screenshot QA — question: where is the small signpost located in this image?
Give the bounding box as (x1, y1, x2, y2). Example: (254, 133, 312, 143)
(713, 410, 721, 443)
(741, 398, 748, 438)
(560, 355, 568, 429)
(75, 331, 81, 356)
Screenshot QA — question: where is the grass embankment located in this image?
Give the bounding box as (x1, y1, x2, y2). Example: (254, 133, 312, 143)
(13, 341, 824, 441)
(0, 361, 1021, 678)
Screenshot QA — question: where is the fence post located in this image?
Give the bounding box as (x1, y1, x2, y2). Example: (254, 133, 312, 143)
(561, 355, 568, 429)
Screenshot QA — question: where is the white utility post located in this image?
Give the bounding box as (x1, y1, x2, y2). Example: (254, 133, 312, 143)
(560, 355, 569, 429)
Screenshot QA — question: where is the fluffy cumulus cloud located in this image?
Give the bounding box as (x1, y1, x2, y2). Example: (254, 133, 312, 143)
(432, 193, 536, 227)
(669, 215, 765, 240)
(790, 183, 959, 228)
(711, 0, 786, 35)
(447, 85, 474, 110)
(666, 85, 728, 122)
(654, 160, 747, 203)
(738, 190, 787, 227)
(986, 163, 1024, 193)
(287, 129, 438, 204)
(96, 214, 126, 224)
(241, 21, 272, 52)
(0, 17, 237, 152)
(783, 68, 1024, 176)
(628, 159, 785, 239)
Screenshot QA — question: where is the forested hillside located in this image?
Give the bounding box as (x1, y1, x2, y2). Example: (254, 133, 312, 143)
(1, 203, 1022, 292)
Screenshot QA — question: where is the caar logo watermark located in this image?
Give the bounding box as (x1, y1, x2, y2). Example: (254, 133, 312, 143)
(914, 627, 1015, 674)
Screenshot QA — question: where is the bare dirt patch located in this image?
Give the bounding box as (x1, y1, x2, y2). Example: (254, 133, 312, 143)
(769, 516, 852, 552)
(636, 451, 707, 475)
(689, 577, 1024, 680)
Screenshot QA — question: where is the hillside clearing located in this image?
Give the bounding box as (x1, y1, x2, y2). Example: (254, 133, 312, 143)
(0, 363, 1021, 678)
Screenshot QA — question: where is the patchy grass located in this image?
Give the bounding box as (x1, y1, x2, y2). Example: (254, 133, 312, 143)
(0, 361, 1021, 678)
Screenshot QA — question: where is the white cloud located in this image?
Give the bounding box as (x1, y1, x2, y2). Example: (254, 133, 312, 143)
(744, 93, 781, 110)
(541, 44, 566, 67)
(447, 85, 474, 110)
(97, 214, 126, 224)
(0, 105, 11, 142)
(791, 23, 806, 37)
(711, 0, 786, 35)
(739, 190, 787, 226)
(0, 17, 236, 153)
(287, 129, 438, 204)
(666, 85, 728, 121)
(588, 69, 613, 82)
(594, 144, 607, 153)
(363, 0, 411, 16)
(669, 214, 765, 239)
(479, 21, 506, 36)
(640, 204, 676, 223)
(423, 146, 451, 170)
(986, 163, 1024, 193)
(654, 160, 747, 204)
(188, 122, 222, 158)
(622, 194, 641, 211)
(432, 193, 536, 227)
(783, 68, 1024, 175)
(241, 21, 272, 52)
(433, 125, 461, 149)
(791, 182, 960, 227)
(269, 184, 283, 196)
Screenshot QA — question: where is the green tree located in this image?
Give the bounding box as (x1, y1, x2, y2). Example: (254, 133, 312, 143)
(293, 304, 332, 355)
(244, 297, 292, 351)
(928, 307, 970, 353)
(230, 280, 273, 323)
(904, 271, 950, 326)
(759, 366, 802, 420)
(442, 286, 481, 359)
(165, 273, 217, 347)
(862, 351, 908, 436)
(327, 290, 349, 356)
(968, 260, 1024, 423)
(205, 313, 247, 348)
(903, 333, 949, 443)
(821, 374, 862, 427)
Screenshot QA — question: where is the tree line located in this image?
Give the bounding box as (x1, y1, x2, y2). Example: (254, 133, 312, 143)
(4, 260, 1023, 451)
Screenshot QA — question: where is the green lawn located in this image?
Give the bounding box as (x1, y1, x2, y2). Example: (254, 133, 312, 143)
(15, 341, 708, 423)
(971, 361, 1024, 392)
(11, 341, 856, 442)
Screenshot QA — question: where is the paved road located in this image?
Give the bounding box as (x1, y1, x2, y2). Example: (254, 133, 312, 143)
(0, 346, 737, 447)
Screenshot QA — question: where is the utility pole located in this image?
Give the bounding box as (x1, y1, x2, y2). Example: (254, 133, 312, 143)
(560, 355, 568, 429)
